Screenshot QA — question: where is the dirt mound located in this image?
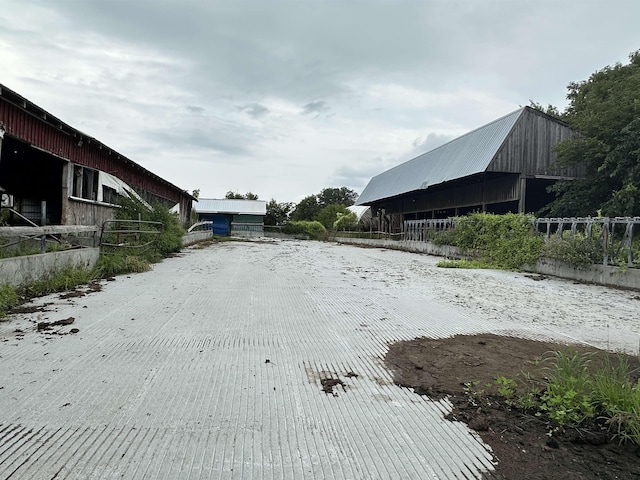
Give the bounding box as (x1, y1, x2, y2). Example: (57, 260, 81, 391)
(385, 334, 640, 479)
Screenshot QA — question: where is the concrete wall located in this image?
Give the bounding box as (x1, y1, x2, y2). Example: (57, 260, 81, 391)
(333, 236, 640, 290)
(531, 257, 640, 290)
(0, 248, 100, 287)
(182, 230, 213, 246)
(333, 237, 471, 259)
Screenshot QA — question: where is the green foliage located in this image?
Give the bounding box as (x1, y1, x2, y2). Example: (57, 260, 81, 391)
(435, 213, 542, 271)
(225, 191, 258, 200)
(317, 187, 359, 208)
(93, 254, 151, 278)
(541, 233, 602, 268)
(436, 259, 488, 269)
(333, 210, 357, 230)
(115, 196, 184, 258)
(265, 199, 294, 226)
(545, 50, 640, 216)
(494, 376, 517, 401)
(539, 351, 594, 425)
(0, 284, 20, 318)
(316, 204, 350, 229)
(282, 221, 327, 240)
(290, 187, 359, 222)
(590, 355, 640, 444)
(290, 195, 321, 221)
(20, 266, 94, 299)
(485, 349, 640, 446)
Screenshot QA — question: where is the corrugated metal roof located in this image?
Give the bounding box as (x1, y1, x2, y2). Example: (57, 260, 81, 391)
(356, 108, 525, 205)
(347, 205, 371, 223)
(195, 198, 267, 215)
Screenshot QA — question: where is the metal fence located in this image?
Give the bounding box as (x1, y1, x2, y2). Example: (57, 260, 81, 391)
(0, 225, 99, 256)
(403, 216, 640, 268)
(99, 219, 163, 255)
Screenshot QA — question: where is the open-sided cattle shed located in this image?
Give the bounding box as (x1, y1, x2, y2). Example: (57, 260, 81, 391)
(356, 107, 583, 232)
(0, 84, 194, 227)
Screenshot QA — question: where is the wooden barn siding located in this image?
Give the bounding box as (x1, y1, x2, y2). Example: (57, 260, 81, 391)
(375, 175, 520, 215)
(0, 99, 185, 204)
(488, 109, 578, 176)
(62, 199, 117, 227)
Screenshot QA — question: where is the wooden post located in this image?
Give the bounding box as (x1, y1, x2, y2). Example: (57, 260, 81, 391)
(40, 201, 47, 254)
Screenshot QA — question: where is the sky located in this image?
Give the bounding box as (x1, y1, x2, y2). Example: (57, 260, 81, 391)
(0, 1, 638, 204)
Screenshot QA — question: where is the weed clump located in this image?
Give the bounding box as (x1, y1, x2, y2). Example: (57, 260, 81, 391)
(488, 349, 640, 446)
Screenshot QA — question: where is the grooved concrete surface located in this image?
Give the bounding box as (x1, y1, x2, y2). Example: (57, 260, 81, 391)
(1, 240, 639, 479)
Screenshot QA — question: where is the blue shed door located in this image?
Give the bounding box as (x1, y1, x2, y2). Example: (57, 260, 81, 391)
(212, 215, 230, 235)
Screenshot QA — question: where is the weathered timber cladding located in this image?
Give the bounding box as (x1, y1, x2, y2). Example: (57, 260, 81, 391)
(488, 108, 578, 177)
(380, 175, 519, 215)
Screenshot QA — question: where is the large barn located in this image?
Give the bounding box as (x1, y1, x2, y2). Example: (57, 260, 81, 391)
(356, 107, 583, 232)
(0, 84, 194, 227)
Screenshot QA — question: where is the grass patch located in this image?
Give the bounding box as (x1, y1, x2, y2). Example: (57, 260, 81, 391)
(437, 259, 489, 269)
(93, 254, 152, 278)
(489, 349, 640, 446)
(0, 284, 20, 317)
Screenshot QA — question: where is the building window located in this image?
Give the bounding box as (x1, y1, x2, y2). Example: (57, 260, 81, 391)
(73, 165, 98, 201)
(102, 185, 122, 205)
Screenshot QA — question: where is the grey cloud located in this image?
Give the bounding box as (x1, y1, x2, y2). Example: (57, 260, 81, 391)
(239, 103, 269, 119)
(185, 105, 205, 114)
(301, 101, 329, 116)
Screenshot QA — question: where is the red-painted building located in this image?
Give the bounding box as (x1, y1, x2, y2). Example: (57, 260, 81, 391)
(0, 84, 194, 226)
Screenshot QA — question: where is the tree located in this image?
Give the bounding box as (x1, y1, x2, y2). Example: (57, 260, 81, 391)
(317, 187, 359, 209)
(191, 189, 200, 199)
(264, 199, 293, 226)
(316, 204, 350, 229)
(544, 50, 640, 216)
(290, 195, 320, 221)
(225, 191, 244, 199)
(225, 191, 259, 200)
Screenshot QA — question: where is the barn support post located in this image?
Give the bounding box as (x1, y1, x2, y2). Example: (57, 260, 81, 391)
(518, 176, 527, 213)
(40, 201, 47, 253)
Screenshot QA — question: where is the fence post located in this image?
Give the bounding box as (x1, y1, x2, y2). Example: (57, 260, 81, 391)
(40, 200, 47, 254)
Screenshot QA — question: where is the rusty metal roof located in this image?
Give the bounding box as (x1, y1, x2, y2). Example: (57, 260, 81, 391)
(195, 198, 267, 215)
(356, 108, 525, 205)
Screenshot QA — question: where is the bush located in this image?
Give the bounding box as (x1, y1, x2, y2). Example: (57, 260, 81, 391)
(114, 195, 185, 259)
(437, 213, 543, 270)
(282, 221, 327, 240)
(541, 233, 602, 268)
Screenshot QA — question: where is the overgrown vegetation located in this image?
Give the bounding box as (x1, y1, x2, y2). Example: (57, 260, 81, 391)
(540, 233, 603, 269)
(476, 349, 640, 446)
(0, 196, 187, 318)
(436, 259, 488, 269)
(430, 213, 542, 270)
(282, 220, 327, 240)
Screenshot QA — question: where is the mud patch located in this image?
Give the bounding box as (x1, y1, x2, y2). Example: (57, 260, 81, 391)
(37, 317, 75, 331)
(10, 303, 53, 314)
(320, 378, 346, 396)
(59, 290, 85, 300)
(385, 334, 640, 480)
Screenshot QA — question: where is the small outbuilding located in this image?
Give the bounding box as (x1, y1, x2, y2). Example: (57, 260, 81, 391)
(194, 199, 267, 237)
(356, 107, 583, 233)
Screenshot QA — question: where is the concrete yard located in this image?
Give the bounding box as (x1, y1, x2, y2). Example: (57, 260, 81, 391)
(1, 239, 639, 479)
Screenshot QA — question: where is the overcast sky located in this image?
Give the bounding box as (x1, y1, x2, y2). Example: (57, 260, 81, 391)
(1, 1, 638, 203)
